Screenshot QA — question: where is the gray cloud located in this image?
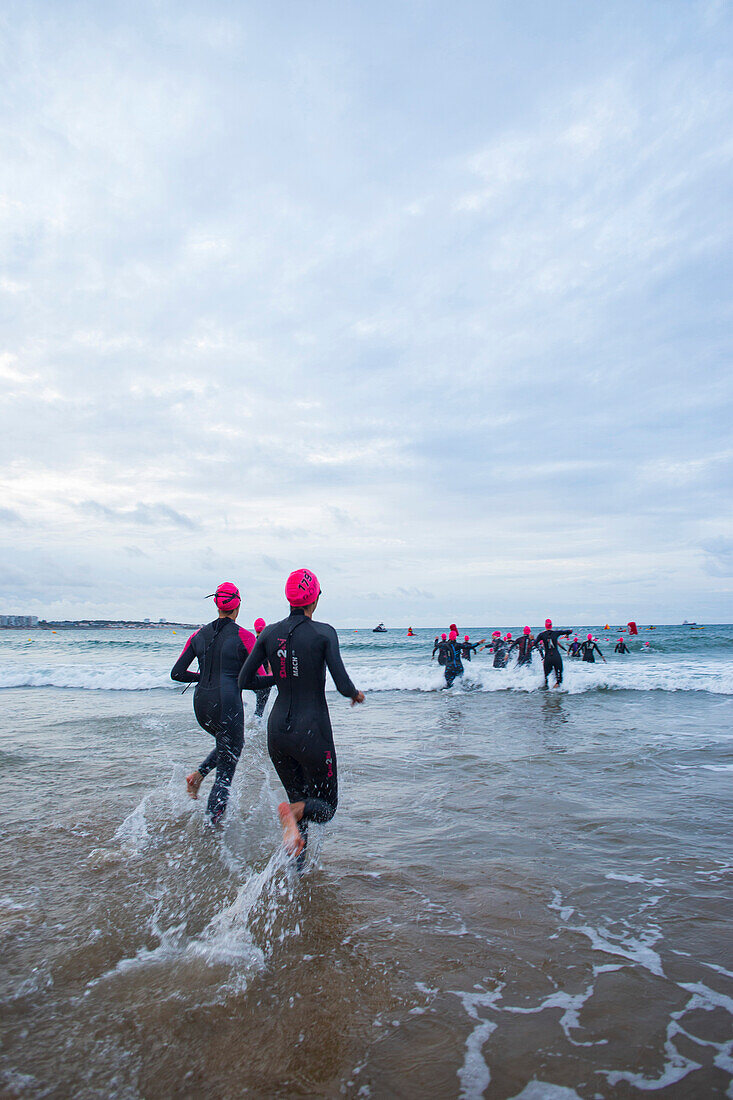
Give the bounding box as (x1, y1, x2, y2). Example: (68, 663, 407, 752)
(0, 508, 25, 526)
(77, 501, 198, 530)
(701, 538, 733, 577)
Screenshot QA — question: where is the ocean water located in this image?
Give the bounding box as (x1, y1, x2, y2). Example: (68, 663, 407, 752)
(1, 624, 732, 1099)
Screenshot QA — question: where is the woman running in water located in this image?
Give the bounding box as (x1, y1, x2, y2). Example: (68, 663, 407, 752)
(238, 569, 364, 859)
(534, 619, 572, 688)
(443, 630, 464, 686)
(459, 635, 485, 662)
(581, 635, 607, 663)
(490, 631, 507, 669)
(171, 582, 260, 825)
(508, 626, 536, 666)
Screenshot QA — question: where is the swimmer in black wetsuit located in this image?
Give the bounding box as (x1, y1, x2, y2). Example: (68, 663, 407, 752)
(534, 619, 572, 688)
(171, 582, 263, 825)
(443, 632, 464, 687)
(432, 633, 449, 662)
(614, 637, 629, 654)
(238, 568, 364, 859)
(459, 635, 485, 662)
(508, 626, 536, 666)
(490, 632, 508, 669)
(568, 636, 581, 659)
(252, 617, 271, 716)
(580, 635, 606, 663)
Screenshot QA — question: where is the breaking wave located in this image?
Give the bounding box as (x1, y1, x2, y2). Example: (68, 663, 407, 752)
(1, 657, 732, 695)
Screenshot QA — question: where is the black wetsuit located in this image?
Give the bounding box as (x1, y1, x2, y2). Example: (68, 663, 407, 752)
(238, 608, 358, 852)
(534, 629, 571, 685)
(581, 640, 604, 663)
(459, 641, 480, 662)
(492, 639, 508, 669)
(508, 635, 535, 666)
(444, 642, 464, 687)
(614, 640, 629, 654)
(254, 641, 272, 717)
(171, 619, 257, 823)
(568, 640, 581, 658)
(433, 640, 452, 666)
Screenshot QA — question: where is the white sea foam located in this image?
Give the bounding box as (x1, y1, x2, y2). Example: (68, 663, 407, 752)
(605, 873, 668, 887)
(0, 664, 172, 690)
(188, 847, 286, 967)
(508, 1084, 583, 1100)
(348, 656, 733, 696)
(450, 986, 504, 1099)
(1, 653, 733, 694)
(115, 799, 150, 853)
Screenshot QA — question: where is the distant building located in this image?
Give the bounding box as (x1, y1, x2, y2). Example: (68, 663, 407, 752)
(0, 615, 38, 627)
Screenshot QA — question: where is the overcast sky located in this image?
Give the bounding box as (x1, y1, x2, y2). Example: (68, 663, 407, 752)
(1, 0, 732, 627)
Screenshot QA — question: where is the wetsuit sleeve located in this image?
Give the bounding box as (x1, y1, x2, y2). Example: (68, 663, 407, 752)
(324, 626, 358, 699)
(238, 634, 277, 692)
(170, 632, 201, 682)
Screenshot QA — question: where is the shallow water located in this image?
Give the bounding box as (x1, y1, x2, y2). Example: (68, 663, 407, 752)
(1, 626, 732, 1097)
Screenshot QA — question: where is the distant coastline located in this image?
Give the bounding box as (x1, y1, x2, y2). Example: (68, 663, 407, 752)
(0, 620, 199, 630)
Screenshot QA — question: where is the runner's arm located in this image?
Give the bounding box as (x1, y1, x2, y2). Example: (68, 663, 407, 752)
(238, 634, 277, 692)
(324, 626, 360, 699)
(170, 633, 200, 683)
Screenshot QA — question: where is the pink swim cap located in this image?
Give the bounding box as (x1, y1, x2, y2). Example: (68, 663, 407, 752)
(587, 633, 593, 640)
(441, 633, 447, 641)
(254, 617, 266, 633)
(492, 630, 501, 637)
(545, 618, 552, 629)
(212, 582, 240, 611)
(523, 626, 530, 635)
(285, 568, 320, 607)
(505, 633, 512, 640)
(449, 630, 458, 641)
(464, 635, 470, 642)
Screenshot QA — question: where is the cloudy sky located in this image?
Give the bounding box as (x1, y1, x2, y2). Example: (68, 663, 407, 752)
(1, 0, 732, 626)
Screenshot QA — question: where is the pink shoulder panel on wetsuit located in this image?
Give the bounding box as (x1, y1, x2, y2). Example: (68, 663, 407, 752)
(177, 630, 199, 659)
(238, 626, 265, 676)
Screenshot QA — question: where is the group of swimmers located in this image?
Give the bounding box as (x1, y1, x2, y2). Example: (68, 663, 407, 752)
(170, 580, 642, 856)
(171, 571, 364, 860)
(431, 620, 628, 689)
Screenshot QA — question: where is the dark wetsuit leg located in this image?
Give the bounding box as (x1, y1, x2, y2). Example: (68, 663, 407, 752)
(254, 687, 271, 717)
(544, 652, 563, 685)
(199, 745, 218, 777)
(193, 682, 245, 823)
(268, 728, 337, 826)
(206, 728, 244, 822)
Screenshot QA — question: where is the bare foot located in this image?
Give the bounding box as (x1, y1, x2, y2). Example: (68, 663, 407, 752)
(186, 771, 203, 799)
(278, 802, 305, 856)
